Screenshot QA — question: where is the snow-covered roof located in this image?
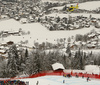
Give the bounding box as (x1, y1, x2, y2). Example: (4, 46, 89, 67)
(82, 42, 86, 45)
(8, 31, 19, 34)
(52, 62, 65, 71)
(1, 15, 8, 18)
(74, 41, 81, 45)
(0, 46, 4, 49)
(20, 18, 27, 23)
(1, 53, 8, 58)
(88, 33, 95, 38)
(85, 65, 100, 74)
(91, 41, 97, 44)
(87, 44, 96, 47)
(0, 49, 6, 53)
(97, 31, 100, 34)
(1, 41, 7, 45)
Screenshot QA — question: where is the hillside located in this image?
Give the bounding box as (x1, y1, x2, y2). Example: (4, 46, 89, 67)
(0, 19, 100, 45)
(0, 0, 100, 78)
(48, 1, 100, 10)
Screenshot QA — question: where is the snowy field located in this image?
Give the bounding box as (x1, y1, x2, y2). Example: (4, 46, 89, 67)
(48, 1, 100, 10)
(20, 76, 100, 85)
(0, 19, 100, 45)
(78, 1, 100, 10)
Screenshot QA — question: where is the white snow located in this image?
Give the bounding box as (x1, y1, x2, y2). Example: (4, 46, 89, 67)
(66, 1, 100, 10)
(20, 18, 27, 24)
(49, 6, 64, 10)
(0, 49, 6, 53)
(52, 63, 65, 70)
(64, 69, 86, 73)
(20, 76, 100, 85)
(0, 19, 99, 47)
(78, 1, 100, 10)
(42, 0, 68, 3)
(47, 1, 100, 11)
(0, 10, 100, 48)
(85, 65, 100, 74)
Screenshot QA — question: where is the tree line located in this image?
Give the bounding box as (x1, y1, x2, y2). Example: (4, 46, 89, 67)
(0, 44, 100, 77)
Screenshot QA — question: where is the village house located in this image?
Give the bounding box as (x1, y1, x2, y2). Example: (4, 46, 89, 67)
(7, 41, 14, 45)
(0, 49, 6, 54)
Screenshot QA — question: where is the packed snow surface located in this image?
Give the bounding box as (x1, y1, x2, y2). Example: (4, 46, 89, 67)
(20, 76, 100, 85)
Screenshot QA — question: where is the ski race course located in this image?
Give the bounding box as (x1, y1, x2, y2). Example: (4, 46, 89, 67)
(20, 76, 100, 85)
(0, 70, 100, 85)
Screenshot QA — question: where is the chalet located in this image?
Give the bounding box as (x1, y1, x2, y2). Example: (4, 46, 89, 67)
(7, 41, 14, 45)
(62, 17, 67, 22)
(87, 44, 96, 49)
(88, 33, 96, 38)
(20, 18, 27, 24)
(52, 62, 65, 72)
(74, 41, 81, 46)
(91, 41, 97, 45)
(69, 24, 74, 30)
(73, 23, 79, 29)
(1, 15, 8, 19)
(0, 49, 6, 54)
(81, 42, 87, 49)
(70, 43, 77, 50)
(85, 23, 90, 28)
(28, 15, 35, 22)
(3, 30, 9, 33)
(2, 33, 8, 37)
(8, 31, 20, 36)
(87, 41, 91, 44)
(14, 16, 20, 20)
(59, 26, 64, 30)
(0, 46, 4, 50)
(91, 19, 97, 25)
(1, 53, 8, 59)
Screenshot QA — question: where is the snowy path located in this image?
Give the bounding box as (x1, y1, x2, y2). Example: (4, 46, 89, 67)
(20, 76, 100, 85)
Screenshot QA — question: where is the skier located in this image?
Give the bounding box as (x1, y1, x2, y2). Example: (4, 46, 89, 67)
(63, 80, 65, 83)
(76, 75, 79, 78)
(36, 81, 39, 85)
(87, 77, 90, 82)
(82, 75, 84, 78)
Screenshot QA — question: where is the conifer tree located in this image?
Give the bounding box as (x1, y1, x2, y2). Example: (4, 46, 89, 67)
(7, 45, 19, 77)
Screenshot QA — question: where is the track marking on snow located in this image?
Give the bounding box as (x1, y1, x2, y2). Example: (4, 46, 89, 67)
(20, 76, 100, 85)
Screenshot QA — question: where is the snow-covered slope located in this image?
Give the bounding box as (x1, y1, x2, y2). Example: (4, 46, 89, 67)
(48, 1, 100, 10)
(79, 1, 100, 10)
(0, 19, 100, 46)
(20, 76, 100, 85)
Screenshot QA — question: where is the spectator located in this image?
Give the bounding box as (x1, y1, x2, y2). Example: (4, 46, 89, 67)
(36, 81, 39, 85)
